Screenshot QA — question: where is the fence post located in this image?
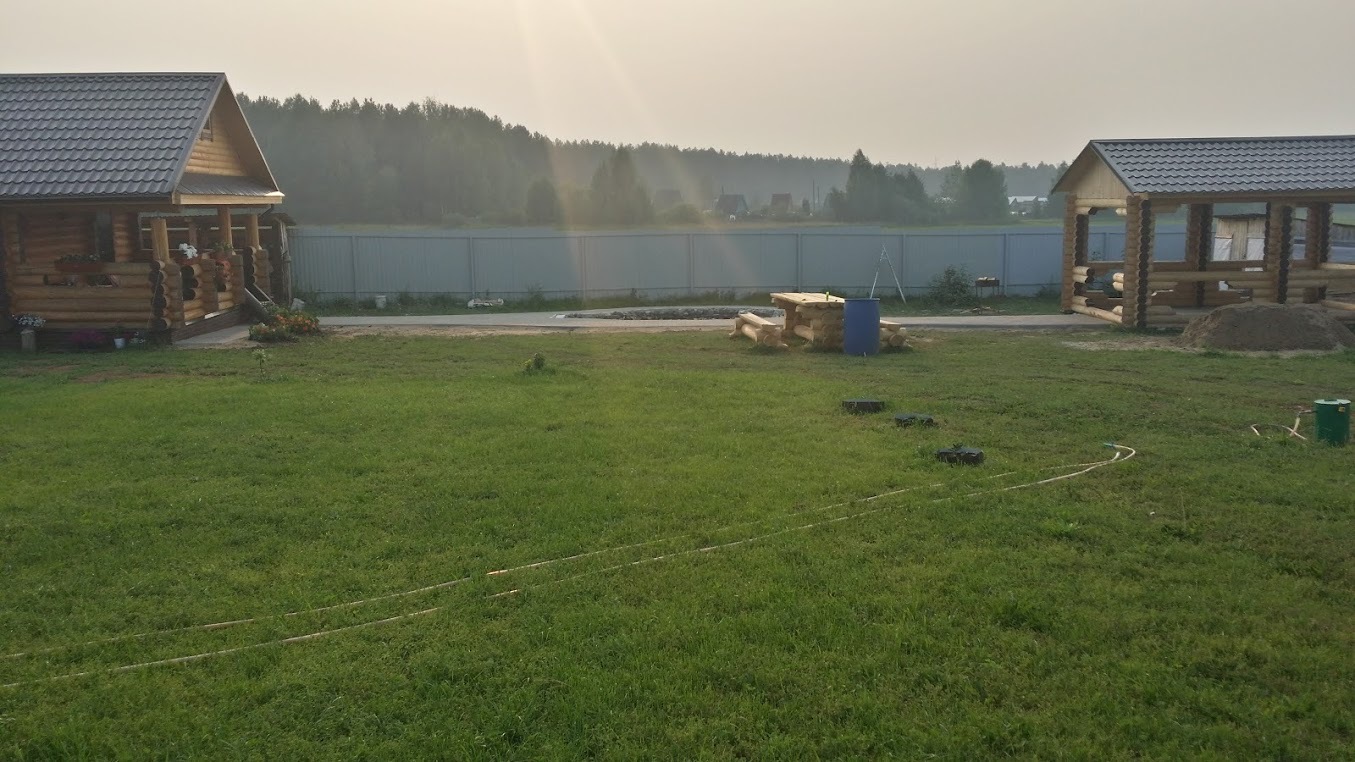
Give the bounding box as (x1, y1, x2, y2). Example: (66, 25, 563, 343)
(795, 233, 804, 291)
(687, 233, 696, 296)
(468, 237, 478, 297)
(900, 234, 908, 295)
(349, 235, 358, 300)
(579, 235, 589, 301)
(1002, 233, 1011, 295)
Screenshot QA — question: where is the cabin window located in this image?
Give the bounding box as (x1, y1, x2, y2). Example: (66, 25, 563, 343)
(94, 211, 115, 262)
(200, 116, 214, 142)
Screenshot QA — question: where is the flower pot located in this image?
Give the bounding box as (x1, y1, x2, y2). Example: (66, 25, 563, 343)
(113, 337, 127, 349)
(20, 328, 37, 354)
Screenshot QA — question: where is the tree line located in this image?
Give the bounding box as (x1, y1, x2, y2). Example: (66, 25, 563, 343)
(238, 94, 1068, 226)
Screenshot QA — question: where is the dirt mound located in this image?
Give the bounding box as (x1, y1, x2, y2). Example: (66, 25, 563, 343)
(1181, 303, 1355, 351)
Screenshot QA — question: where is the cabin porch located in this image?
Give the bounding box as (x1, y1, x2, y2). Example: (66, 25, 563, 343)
(1, 204, 290, 346)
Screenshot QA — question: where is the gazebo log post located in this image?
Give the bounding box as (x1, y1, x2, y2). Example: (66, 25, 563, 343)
(1264, 202, 1294, 304)
(1185, 203, 1214, 307)
(1305, 203, 1332, 302)
(1060, 194, 1090, 312)
(217, 206, 234, 249)
(1121, 194, 1154, 328)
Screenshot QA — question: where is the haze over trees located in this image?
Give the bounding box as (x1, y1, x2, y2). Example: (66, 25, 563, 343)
(238, 94, 1066, 226)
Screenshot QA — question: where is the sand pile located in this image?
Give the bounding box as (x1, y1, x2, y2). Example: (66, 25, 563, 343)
(1181, 303, 1355, 351)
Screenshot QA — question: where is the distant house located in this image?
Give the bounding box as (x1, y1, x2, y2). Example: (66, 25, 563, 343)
(1008, 195, 1046, 214)
(1, 72, 289, 344)
(714, 194, 749, 218)
(768, 193, 793, 214)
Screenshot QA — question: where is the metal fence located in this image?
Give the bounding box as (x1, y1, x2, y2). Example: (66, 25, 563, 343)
(288, 224, 1199, 302)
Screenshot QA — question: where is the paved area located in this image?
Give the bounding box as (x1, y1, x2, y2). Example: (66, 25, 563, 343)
(318, 310, 1103, 331)
(177, 310, 1105, 346)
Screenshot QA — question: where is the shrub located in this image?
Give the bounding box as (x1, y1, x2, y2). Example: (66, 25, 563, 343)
(250, 306, 321, 343)
(927, 266, 976, 307)
(249, 322, 296, 343)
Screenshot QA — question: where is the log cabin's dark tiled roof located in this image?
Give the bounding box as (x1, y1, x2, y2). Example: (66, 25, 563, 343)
(0, 73, 223, 200)
(1088, 136, 1355, 195)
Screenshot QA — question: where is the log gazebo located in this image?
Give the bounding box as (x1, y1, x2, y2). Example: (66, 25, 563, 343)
(0, 72, 290, 345)
(1053, 136, 1355, 328)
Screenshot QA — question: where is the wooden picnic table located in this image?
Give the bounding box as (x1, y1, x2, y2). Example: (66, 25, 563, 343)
(770, 292, 846, 348)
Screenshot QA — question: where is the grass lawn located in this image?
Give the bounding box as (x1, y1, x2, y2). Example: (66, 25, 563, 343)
(1, 331, 1353, 757)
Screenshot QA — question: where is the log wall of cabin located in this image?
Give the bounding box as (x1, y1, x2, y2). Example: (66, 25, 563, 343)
(1, 207, 162, 332)
(184, 103, 250, 177)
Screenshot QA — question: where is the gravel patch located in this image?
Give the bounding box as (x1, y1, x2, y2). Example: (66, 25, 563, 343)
(569, 306, 783, 321)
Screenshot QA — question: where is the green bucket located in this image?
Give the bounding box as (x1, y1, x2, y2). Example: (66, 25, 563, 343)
(1314, 399, 1351, 446)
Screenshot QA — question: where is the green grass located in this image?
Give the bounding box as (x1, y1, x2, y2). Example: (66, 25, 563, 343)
(2, 332, 1353, 758)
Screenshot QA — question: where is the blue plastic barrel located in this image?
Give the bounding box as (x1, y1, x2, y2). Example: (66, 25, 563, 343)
(843, 298, 881, 356)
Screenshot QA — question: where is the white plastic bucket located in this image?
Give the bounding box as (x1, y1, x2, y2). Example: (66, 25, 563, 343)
(374, 295, 388, 309)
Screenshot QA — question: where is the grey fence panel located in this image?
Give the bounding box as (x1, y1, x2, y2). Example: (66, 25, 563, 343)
(354, 236, 472, 297)
(1004, 233, 1065, 294)
(693, 233, 798, 292)
(290, 224, 1214, 303)
(1154, 231, 1187, 261)
(474, 237, 580, 297)
(798, 234, 899, 293)
(903, 234, 1005, 292)
(290, 235, 358, 298)
(584, 234, 689, 295)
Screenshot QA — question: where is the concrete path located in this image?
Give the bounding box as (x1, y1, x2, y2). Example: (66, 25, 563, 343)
(318, 310, 1103, 331)
(179, 309, 1104, 346)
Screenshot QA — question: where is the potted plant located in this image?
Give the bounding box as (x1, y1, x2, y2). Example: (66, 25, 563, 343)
(109, 324, 131, 349)
(54, 253, 105, 273)
(10, 313, 45, 353)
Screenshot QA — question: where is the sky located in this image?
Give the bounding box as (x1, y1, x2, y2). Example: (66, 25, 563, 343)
(5, 0, 1354, 167)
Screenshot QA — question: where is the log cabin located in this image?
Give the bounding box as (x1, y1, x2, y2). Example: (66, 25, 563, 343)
(1053, 136, 1355, 328)
(0, 72, 293, 345)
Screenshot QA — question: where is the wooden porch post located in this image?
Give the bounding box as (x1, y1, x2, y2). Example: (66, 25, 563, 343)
(1121, 195, 1154, 328)
(217, 206, 233, 248)
(1060, 194, 1089, 312)
(1305, 203, 1332, 302)
(243, 213, 269, 295)
(244, 213, 261, 248)
(150, 218, 171, 262)
(1185, 203, 1214, 308)
(1264, 202, 1294, 304)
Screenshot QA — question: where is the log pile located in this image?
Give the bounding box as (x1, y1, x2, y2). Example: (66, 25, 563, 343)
(177, 259, 219, 320)
(151, 260, 183, 331)
(879, 320, 909, 349)
(247, 245, 272, 296)
(770, 292, 846, 349)
(733, 300, 910, 351)
(730, 312, 788, 348)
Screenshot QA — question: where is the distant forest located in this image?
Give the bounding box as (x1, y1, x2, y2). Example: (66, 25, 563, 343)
(239, 94, 1068, 226)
